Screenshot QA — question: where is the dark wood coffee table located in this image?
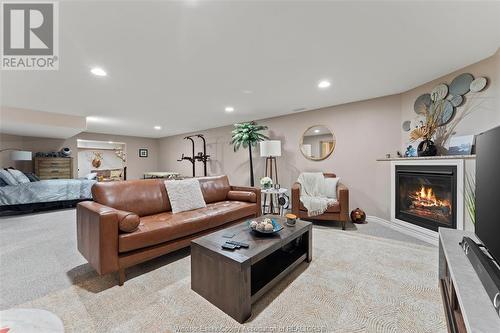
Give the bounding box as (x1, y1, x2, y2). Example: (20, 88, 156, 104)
(191, 216, 312, 323)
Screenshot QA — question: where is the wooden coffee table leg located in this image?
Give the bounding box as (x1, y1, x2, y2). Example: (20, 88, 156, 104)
(191, 244, 252, 323)
(306, 226, 313, 263)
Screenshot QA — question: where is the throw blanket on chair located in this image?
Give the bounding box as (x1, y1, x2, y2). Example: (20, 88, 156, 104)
(297, 172, 337, 217)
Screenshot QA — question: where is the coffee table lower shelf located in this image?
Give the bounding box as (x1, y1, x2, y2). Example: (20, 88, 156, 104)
(191, 219, 312, 323)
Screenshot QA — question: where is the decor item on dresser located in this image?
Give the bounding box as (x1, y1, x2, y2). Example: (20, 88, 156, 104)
(76, 175, 261, 285)
(448, 135, 474, 155)
(292, 172, 349, 230)
(260, 140, 281, 184)
(138, 148, 148, 158)
(230, 121, 269, 186)
(410, 73, 489, 155)
(300, 125, 336, 161)
(34, 157, 73, 180)
(60, 147, 71, 157)
(350, 208, 366, 224)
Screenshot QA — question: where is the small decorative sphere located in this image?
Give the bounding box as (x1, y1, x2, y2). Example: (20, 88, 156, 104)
(350, 208, 366, 223)
(250, 221, 258, 229)
(256, 223, 266, 231)
(264, 224, 273, 232)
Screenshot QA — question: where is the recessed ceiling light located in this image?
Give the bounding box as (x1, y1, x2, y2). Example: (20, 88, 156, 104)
(242, 90, 253, 94)
(318, 80, 331, 88)
(108, 141, 113, 144)
(91, 67, 107, 77)
(154, 125, 162, 130)
(314, 129, 320, 133)
(225, 106, 235, 113)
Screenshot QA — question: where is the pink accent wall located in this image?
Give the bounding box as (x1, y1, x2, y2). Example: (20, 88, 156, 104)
(159, 94, 403, 220)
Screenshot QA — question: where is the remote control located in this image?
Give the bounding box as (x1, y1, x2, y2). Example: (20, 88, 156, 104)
(226, 240, 249, 248)
(221, 243, 237, 250)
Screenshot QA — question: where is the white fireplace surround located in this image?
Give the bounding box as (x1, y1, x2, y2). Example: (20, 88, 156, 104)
(386, 159, 465, 245)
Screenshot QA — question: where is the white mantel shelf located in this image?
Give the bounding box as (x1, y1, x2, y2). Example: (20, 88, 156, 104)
(376, 155, 476, 162)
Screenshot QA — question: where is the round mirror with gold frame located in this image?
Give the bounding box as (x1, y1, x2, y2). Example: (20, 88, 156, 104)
(300, 125, 336, 161)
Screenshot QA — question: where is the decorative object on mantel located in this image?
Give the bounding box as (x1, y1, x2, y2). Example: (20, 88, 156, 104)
(350, 208, 366, 224)
(402, 120, 411, 132)
(230, 121, 269, 187)
(410, 72, 489, 156)
(448, 135, 474, 155)
(405, 145, 417, 157)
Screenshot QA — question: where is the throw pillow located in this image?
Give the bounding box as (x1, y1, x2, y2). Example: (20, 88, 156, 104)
(0, 169, 19, 186)
(24, 172, 40, 182)
(321, 177, 340, 200)
(165, 178, 206, 214)
(116, 210, 140, 233)
(7, 169, 31, 184)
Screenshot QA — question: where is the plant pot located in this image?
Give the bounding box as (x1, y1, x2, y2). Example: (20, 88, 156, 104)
(417, 139, 437, 157)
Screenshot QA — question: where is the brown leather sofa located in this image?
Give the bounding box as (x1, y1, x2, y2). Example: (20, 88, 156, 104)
(291, 173, 349, 230)
(77, 175, 261, 285)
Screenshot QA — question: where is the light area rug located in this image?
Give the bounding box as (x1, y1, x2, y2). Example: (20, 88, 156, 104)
(13, 227, 445, 333)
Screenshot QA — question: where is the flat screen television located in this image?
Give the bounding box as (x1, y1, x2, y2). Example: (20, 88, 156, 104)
(475, 125, 500, 265)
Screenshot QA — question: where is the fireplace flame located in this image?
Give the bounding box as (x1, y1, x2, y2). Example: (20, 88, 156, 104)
(414, 186, 451, 210)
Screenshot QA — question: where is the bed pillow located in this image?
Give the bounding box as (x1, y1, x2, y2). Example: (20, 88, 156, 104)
(24, 172, 40, 182)
(7, 169, 31, 184)
(164, 179, 206, 214)
(0, 169, 19, 186)
(86, 173, 97, 180)
(0, 178, 8, 187)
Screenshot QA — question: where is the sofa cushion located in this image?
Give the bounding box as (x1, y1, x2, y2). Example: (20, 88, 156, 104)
(226, 190, 257, 203)
(116, 210, 140, 233)
(198, 175, 231, 204)
(299, 201, 340, 213)
(92, 179, 171, 217)
(118, 201, 256, 253)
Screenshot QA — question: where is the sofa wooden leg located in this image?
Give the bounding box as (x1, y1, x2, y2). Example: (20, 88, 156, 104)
(342, 221, 346, 230)
(118, 268, 126, 286)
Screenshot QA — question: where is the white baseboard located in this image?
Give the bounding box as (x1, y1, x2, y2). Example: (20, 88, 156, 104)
(367, 215, 438, 246)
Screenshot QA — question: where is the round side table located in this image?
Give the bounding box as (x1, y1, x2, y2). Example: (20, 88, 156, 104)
(261, 188, 289, 215)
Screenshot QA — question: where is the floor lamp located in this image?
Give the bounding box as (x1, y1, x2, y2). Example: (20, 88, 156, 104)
(260, 140, 281, 185)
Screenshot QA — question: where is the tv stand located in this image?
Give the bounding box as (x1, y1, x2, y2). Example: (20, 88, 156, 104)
(439, 228, 500, 332)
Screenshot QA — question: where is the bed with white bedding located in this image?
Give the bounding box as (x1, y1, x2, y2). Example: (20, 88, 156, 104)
(0, 179, 96, 211)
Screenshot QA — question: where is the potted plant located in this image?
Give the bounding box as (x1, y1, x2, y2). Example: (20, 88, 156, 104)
(230, 121, 268, 186)
(260, 176, 273, 189)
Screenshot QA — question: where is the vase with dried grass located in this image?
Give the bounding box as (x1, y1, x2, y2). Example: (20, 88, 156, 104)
(409, 101, 447, 156)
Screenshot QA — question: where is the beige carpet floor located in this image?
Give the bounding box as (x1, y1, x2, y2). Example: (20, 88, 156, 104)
(5, 214, 446, 333)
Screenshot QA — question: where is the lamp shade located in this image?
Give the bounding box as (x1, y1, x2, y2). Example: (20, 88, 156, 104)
(10, 151, 32, 161)
(260, 140, 281, 157)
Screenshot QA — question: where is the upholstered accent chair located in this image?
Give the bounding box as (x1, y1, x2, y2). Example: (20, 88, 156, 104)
(291, 173, 349, 230)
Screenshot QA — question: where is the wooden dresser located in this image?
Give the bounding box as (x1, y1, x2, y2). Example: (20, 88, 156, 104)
(34, 157, 73, 180)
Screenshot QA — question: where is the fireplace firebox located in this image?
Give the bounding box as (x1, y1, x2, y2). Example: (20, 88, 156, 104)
(395, 165, 457, 231)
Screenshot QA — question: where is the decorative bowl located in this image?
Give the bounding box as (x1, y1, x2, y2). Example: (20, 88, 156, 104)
(248, 218, 283, 235)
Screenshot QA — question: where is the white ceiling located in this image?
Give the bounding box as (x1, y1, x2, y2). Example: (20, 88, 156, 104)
(1, 1, 500, 138)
